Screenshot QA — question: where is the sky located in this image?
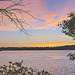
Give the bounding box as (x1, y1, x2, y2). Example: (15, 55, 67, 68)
(0, 0, 75, 47)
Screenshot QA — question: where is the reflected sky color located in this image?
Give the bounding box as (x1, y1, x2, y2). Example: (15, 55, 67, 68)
(0, 0, 75, 47)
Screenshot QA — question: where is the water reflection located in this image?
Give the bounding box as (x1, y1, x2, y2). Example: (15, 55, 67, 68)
(0, 50, 75, 75)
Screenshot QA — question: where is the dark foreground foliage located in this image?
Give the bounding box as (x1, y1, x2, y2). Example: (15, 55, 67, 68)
(67, 53, 75, 60)
(58, 11, 75, 40)
(0, 60, 51, 75)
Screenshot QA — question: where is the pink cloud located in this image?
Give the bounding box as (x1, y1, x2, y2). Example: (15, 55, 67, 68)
(0, 0, 75, 31)
(35, 20, 61, 29)
(0, 0, 45, 31)
(35, 0, 75, 30)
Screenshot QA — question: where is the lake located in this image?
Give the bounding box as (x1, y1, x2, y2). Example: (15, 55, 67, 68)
(0, 50, 75, 75)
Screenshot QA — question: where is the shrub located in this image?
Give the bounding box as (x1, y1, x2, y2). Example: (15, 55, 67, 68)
(67, 53, 75, 60)
(0, 60, 51, 75)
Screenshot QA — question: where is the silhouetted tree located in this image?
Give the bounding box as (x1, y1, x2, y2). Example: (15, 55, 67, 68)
(58, 11, 75, 40)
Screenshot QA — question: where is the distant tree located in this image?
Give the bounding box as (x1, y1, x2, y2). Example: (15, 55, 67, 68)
(58, 11, 75, 40)
(0, 0, 39, 35)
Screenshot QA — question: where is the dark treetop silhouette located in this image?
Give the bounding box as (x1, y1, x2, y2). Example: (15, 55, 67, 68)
(58, 11, 75, 40)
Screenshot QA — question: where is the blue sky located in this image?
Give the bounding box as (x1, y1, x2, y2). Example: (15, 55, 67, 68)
(0, 0, 75, 47)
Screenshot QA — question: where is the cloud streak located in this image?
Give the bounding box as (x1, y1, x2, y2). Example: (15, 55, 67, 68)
(0, 0, 75, 31)
(35, 20, 61, 29)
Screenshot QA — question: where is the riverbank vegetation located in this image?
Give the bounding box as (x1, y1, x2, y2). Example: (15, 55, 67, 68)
(67, 53, 75, 60)
(0, 60, 51, 75)
(0, 45, 75, 50)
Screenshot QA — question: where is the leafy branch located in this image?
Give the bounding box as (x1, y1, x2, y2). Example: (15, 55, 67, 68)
(0, 61, 51, 75)
(67, 53, 75, 60)
(58, 11, 75, 40)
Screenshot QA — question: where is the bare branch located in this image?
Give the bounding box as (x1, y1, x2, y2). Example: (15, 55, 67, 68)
(9, 8, 41, 20)
(0, 0, 40, 36)
(6, 0, 24, 9)
(0, 0, 15, 3)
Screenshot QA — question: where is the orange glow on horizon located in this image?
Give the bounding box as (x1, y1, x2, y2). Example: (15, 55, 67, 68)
(24, 43, 75, 47)
(1, 43, 75, 47)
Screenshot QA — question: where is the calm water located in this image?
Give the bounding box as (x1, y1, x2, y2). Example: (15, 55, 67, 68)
(0, 50, 75, 75)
